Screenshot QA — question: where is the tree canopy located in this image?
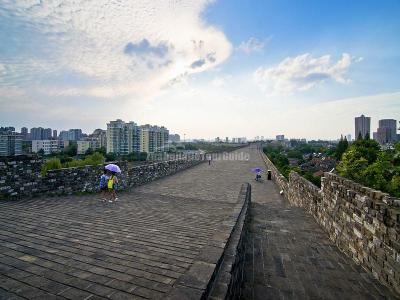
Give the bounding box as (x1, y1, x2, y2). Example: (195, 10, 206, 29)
(337, 140, 400, 197)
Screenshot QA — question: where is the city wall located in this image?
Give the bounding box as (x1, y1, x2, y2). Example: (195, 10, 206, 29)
(0, 155, 203, 199)
(261, 151, 400, 294)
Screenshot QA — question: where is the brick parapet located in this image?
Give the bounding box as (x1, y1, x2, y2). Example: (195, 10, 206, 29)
(259, 149, 400, 294)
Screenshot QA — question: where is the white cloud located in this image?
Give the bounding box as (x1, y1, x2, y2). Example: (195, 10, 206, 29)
(254, 53, 359, 95)
(0, 0, 232, 99)
(211, 75, 232, 87)
(237, 37, 265, 54)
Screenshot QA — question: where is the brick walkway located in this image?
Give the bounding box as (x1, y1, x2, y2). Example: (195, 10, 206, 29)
(241, 146, 399, 300)
(0, 148, 255, 300)
(0, 146, 398, 299)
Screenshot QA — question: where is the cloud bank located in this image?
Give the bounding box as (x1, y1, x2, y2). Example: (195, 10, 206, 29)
(254, 53, 361, 95)
(0, 0, 232, 99)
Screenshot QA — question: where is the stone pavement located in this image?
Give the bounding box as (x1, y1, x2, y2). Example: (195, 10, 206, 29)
(241, 146, 399, 300)
(1, 145, 398, 299)
(0, 148, 255, 300)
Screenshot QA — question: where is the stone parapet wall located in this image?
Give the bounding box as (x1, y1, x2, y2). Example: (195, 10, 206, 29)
(0, 155, 43, 199)
(320, 172, 400, 293)
(209, 183, 251, 300)
(259, 150, 400, 294)
(260, 151, 289, 196)
(0, 157, 202, 199)
(288, 172, 323, 216)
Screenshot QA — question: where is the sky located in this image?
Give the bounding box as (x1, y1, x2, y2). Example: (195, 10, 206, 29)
(0, 0, 399, 140)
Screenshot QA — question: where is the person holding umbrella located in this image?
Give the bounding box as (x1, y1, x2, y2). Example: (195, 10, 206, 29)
(104, 164, 121, 202)
(99, 168, 109, 201)
(251, 167, 263, 181)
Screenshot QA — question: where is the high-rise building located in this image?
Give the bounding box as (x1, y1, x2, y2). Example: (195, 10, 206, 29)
(29, 127, 53, 140)
(107, 120, 168, 154)
(59, 130, 69, 140)
(21, 127, 28, 140)
(346, 134, 352, 142)
(276, 135, 285, 141)
(373, 119, 397, 145)
(91, 129, 107, 149)
(355, 115, 371, 139)
(44, 128, 52, 140)
(53, 130, 58, 139)
(30, 127, 43, 140)
(107, 120, 141, 154)
(379, 119, 397, 143)
(0, 128, 22, 156)
(68, 129, 82, 141)
(140, 125, 168, 153)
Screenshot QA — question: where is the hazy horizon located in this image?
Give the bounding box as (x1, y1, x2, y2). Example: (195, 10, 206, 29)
(1, 0, 399, 140)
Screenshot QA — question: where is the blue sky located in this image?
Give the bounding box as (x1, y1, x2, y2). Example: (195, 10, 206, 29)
(0, 0, 399, 139)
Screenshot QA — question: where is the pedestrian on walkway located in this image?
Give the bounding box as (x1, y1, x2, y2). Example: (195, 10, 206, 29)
(208, 154, 212, 165)
(107, 171, 119, 202)
(99, 168, 109, 201)
(251, 167, 263, 182)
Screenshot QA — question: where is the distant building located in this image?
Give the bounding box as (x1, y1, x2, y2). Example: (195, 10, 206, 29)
(0, 126, 15, 132)
(300, 156, 336, 174)
(140, 124, 168, 153)
(0, 128, 22, 156)
(107, 119, 141, 154)
(44, 128, 52, 140)
(53, 130, 58, 139)
(31, 140, 59, 155)
(168, 134, 180, 143)
(231, 137, 247, 144)
(276, 135, 285, 141)
(30, 127, 43, 140)
(68, 129, 82, 141)
(355, 115, 371, 139)
(59, 130, 69, 141)
(373, 119, 397, 144)
(374, 127, 390, 145)
(225, 137, 229, 143)
(91, 129, 107, 149)
(77, 140, 93, 155)
(58, 140, 70, 151)
(58, 129, 83, 141)
(346, 134, 352, 142)
(21, 127, 28, 140)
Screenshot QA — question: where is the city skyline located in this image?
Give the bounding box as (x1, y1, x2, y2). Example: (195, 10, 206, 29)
(1, 1, 400, 139)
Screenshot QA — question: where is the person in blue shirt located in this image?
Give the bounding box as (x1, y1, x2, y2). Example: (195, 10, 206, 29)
(99, 168, 109, 201)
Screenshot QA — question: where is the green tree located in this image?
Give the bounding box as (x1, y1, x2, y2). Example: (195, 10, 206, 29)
(41, 158, 62, 176)
(389, 175, 400, 197)
(63, 143, 77, 156)
(96, 147, 107, 156)
(84, 148, 94, 156)
(105, 152, 117, 162)
(335, 136, 349, 161)
(139, 152, 148, 161)
(37, 149, 45, 156)
(84, 152, 105, 165)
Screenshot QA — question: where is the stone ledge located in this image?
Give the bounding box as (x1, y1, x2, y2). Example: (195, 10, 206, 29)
(165, 183, 251, 300)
